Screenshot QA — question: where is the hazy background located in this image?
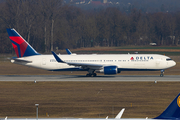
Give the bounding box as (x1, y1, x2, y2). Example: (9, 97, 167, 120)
(0, 0, 180, 54)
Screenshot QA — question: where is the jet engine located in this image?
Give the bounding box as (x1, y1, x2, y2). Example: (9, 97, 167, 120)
(96, 66, 120, 75)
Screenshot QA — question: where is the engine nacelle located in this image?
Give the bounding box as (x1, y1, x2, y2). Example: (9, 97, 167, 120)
(104, 66, 118, 74)
(96, 66, 120, 75)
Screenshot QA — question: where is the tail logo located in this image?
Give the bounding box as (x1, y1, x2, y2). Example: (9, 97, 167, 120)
(10, 37, 28, 58)
(7, 28, 40, 57)
(177, 96, 180, 107)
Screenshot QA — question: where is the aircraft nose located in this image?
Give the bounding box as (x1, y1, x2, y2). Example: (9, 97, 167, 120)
(167, 60, 176, 68)
(173, 61, 176, 66)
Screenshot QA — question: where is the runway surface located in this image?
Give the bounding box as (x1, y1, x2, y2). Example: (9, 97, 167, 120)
(0, 75, 180, 82)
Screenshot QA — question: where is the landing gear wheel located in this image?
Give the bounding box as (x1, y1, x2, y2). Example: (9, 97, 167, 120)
(86, 69, 96, 77)
(92, 73, 97, 77)
(86, 73, 92, 77)
(160, 70, 164, 77)
(86, 73, 96, 77)
(160, 74, 164, 77)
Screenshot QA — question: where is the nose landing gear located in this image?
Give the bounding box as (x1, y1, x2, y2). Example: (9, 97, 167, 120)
(160, 70, 164, 77)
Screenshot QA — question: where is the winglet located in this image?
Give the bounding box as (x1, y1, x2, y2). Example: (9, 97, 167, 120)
(51, 51, 65, 63)
(115, 108, 125, 119)
(66, 49, 72, 55)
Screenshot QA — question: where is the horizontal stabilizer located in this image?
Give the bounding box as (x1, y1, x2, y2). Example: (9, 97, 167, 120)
(11, 58, 32, 63)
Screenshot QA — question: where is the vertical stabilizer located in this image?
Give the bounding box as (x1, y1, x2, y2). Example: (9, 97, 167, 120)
(7, 28, 40, 58)
(155, 93, 180, 119)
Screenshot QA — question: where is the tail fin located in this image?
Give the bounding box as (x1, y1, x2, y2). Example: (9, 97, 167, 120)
(155, 93, 180, 119)
(6, 28, 40, 58)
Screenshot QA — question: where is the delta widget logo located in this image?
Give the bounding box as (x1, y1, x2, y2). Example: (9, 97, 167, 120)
(130, 57, 134, 60)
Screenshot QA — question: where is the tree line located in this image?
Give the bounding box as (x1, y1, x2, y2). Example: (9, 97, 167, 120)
(0, 0, 180, 54)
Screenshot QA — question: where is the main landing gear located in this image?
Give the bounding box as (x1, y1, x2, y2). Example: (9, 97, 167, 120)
(86, 73, 97, 77)
(160, 70, 164, 77)
(86, 69, 97, 77)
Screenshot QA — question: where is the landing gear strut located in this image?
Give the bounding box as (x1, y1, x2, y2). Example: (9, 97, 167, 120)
(86, 69, 97, 77)
(160, 70, 164, 77)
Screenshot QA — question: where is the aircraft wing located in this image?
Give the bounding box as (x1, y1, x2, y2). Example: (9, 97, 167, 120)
(52, 51, 103, 70)
(65, 62, 103, 69)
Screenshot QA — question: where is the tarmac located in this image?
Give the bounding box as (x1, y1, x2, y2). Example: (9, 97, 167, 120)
(0, 75, 180, 82)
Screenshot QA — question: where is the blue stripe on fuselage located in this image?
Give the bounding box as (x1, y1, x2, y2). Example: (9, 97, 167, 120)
(118, 68, 162, 71)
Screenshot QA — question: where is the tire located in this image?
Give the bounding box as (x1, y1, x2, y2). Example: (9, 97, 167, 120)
(160, 74, 164, 77)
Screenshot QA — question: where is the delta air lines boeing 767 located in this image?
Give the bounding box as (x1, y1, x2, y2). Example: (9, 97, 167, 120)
(7, 28, 176, 77)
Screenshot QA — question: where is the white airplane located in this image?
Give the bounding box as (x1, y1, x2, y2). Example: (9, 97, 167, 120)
(4, 93, 180, 120)
(7, 28, 176, 77)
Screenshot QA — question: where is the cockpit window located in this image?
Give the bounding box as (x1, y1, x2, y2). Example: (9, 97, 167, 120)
(166, 58, 172, 61)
